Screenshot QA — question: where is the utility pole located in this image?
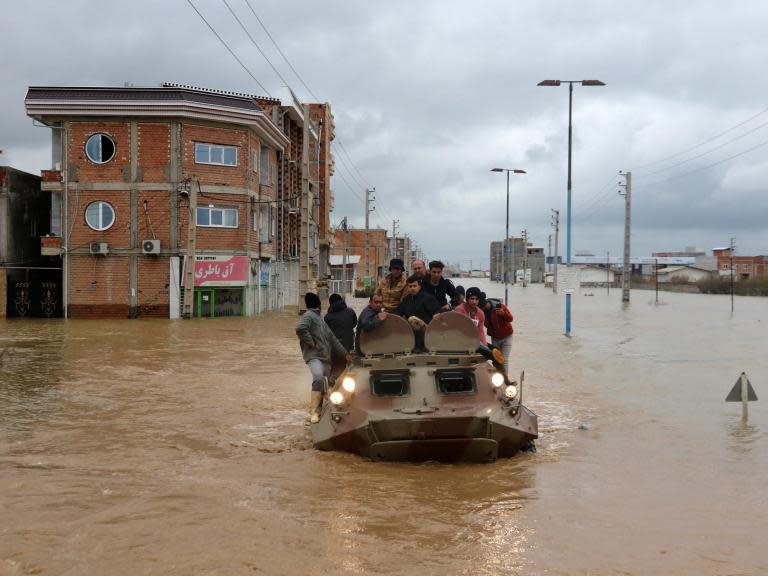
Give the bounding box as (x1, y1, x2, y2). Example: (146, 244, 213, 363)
(619, 171, 632, 302)
(299, 104, 310, 304)
(182, 177, 198, 319)
(551, 209, 559, 294)
(607, 251, 610, 295)
(365, 187, 375, 283)
(548, 234, 552, 274)
(521, 229, 528, 287)
(340, 217, 349, 297)
(730, 237, 736, 313)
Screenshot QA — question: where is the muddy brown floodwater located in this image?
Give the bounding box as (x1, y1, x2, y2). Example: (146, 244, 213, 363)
(2, 283, 767, 575)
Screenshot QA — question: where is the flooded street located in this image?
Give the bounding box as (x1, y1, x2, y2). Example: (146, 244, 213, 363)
(2, 283, 767, 575)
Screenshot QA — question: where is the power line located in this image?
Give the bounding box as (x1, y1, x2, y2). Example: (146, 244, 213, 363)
(635, 104, 768, 170)
(634, 118, 768, 180)
(634, 135, 768, 191)
(221, 0, 292, 89)
(243, 0, 320, 102)
(185, 0, 270, 96)
(335, 140, 373, 188)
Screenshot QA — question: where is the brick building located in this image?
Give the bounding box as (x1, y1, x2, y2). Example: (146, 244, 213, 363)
(25, 84, 293, 318)
(331, 227, 389, 288)
(712, 247, 767, 279)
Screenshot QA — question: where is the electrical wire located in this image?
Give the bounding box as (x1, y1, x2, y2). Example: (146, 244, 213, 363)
(243, 0, 320, 102)
(185, 0, 270, 96)
(634, 104, 768, 170)
(221, 0, 293, 90)
(634, 118, 768, 180)
(634, 135, 768, 191)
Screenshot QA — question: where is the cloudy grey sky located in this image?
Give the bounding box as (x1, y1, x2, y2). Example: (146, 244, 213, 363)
(2, 0, 767, 266)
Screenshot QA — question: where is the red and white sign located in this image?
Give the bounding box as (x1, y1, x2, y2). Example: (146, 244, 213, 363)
(183, 255, 249, 287)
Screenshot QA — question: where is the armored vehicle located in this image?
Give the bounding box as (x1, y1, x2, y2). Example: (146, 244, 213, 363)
(311, 312, 538, 462)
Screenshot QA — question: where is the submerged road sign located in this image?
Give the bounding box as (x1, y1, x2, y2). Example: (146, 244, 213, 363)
(725, 372, 758, 402)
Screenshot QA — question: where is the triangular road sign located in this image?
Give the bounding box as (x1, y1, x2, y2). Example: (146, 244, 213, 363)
(725, 373, 758, 402)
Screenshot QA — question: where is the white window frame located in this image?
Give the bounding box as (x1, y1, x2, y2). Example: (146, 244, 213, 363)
(196, 206, 239, 228)
(85, 133, 116, 164)
(259, 146, 270, 185)
(194, 142, 238, 167)
(85, 201, 116, 231)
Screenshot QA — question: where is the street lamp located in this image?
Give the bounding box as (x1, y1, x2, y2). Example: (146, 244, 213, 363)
(490, 167, 526, 306)
(538, 79, 605, 336)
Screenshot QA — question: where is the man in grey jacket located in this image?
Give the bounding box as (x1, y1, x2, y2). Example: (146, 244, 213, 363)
(296, 292, 351, 423)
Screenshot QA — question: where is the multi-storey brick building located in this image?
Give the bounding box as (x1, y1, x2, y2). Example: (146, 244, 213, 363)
(713, 247, 767, 279)
(331, 227, 389, 288)
(25, 84, 293, 318)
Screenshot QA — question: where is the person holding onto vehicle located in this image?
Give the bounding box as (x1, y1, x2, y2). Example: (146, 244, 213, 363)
(296, 292, 351, 423)
(483, 298, 514, 374)
(324, 293, 357, 352)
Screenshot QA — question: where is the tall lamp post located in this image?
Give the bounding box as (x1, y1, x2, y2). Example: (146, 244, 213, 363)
(538, 79, 605, 336)
(490, 168, 526, 306)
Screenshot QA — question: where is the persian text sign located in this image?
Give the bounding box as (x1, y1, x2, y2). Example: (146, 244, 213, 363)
(184, 255, 249, 287)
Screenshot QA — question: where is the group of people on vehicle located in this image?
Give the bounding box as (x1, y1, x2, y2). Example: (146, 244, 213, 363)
(295, 257, 515, 422)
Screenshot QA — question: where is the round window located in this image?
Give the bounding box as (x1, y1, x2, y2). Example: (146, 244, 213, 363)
(85, 201, 115, 231)
(85, 133, 116, 164)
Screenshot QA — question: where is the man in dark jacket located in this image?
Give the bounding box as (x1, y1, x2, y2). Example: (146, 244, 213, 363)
(355, 293, 387, 353)
(324, 293, 357, 352)
(421, 260, 458, 309)
(397, 275, 441, 351)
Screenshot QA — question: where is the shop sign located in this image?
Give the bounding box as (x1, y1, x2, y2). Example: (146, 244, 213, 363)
(183, 255, 249, 287)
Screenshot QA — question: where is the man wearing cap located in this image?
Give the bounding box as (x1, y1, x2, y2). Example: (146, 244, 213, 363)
(454, 287, 488, 345)
(421, 260, 459, 310)
(296, 292, 351, 423)
(375, 258, 408, 313)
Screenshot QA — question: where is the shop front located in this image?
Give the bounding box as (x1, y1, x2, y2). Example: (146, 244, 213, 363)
(186, 255, 249, 318)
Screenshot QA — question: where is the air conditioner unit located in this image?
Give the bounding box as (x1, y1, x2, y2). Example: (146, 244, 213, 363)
(90, 241, 109, 255)
(142, 239, 161, 255)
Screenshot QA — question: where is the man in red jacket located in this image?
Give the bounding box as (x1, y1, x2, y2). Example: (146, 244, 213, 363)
(484, 298, 513, 375)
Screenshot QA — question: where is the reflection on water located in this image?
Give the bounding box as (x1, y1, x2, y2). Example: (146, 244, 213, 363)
(1, 285, 767, 575)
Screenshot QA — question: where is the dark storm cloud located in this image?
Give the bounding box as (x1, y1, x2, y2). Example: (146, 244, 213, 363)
(2, 0, 767, 264)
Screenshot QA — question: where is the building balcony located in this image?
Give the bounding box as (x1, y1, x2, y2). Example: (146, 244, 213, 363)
(41, 170, 63, 191)
(41, 235, 62, 256)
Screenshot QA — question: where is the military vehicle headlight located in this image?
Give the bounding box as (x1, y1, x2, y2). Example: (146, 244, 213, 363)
(342, 376, 356, 393)
(491, 372, 505, 388)
(504, 384, 518, 399)
(329, 391, 344, 405)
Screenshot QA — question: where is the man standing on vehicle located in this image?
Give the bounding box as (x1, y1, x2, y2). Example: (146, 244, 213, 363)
(421, 260, 459, 310)
(296, 292, 351, 423)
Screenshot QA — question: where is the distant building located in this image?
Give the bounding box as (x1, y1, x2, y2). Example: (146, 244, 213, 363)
(712, 247, 767, 280)
(577, 265, 616, 287)
(328, 254, 360, 295)
(331, 227, 388, 288)
(657, 265, 714, 284)
(490, 238, 545, 283)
